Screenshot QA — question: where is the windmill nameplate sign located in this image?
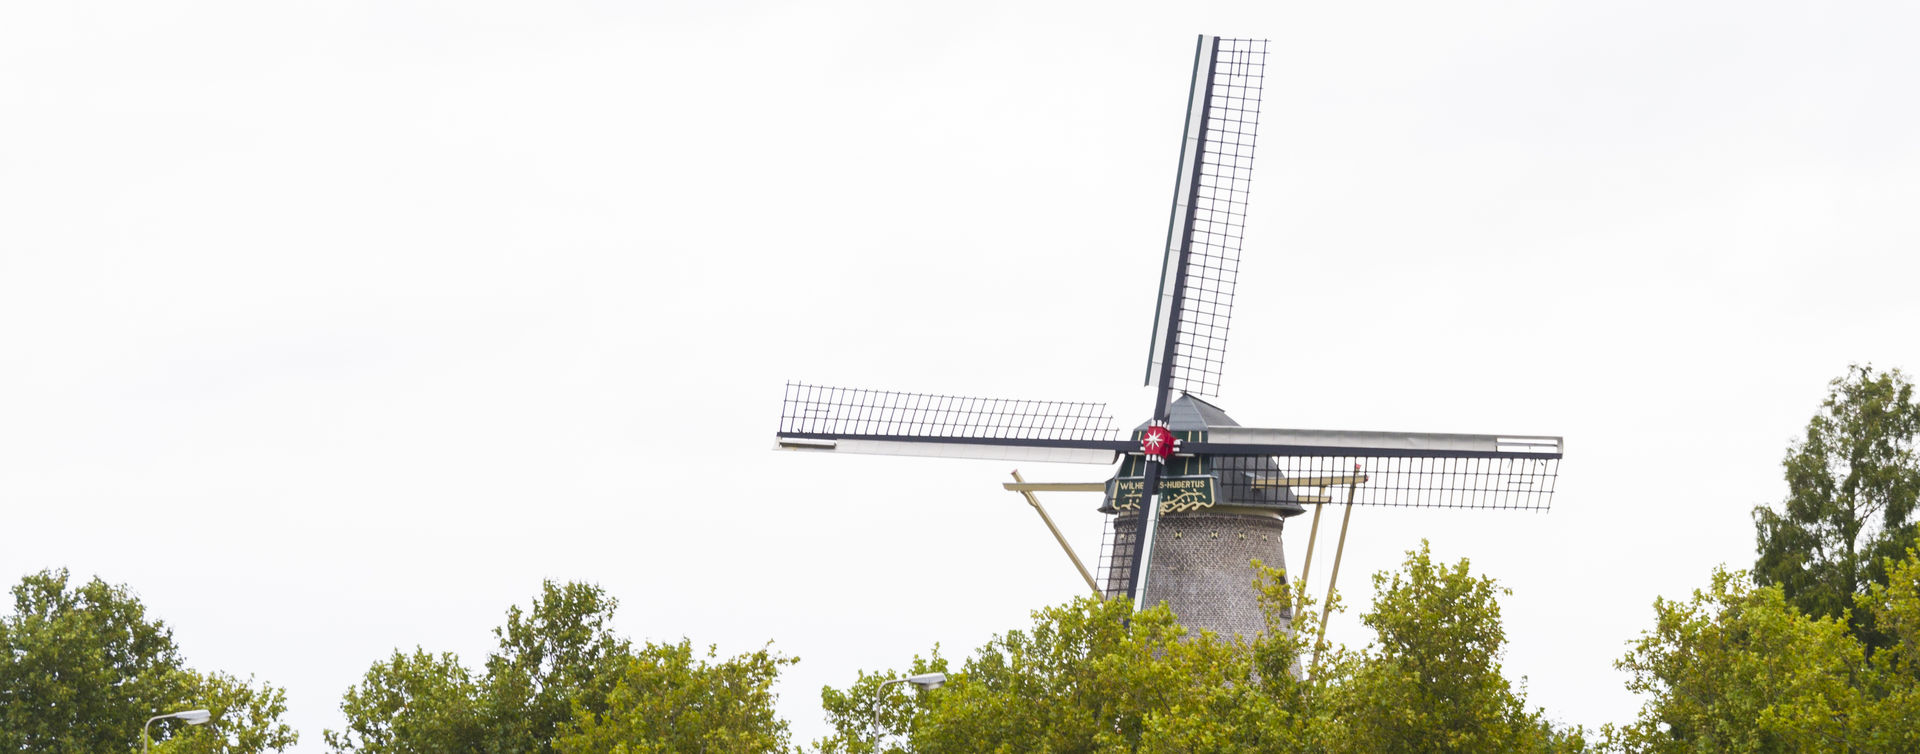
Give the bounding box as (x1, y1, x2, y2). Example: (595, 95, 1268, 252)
(1108, 475, 1217, 512)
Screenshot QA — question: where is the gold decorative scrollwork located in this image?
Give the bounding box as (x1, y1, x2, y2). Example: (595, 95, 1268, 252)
(1160, 489, 1215, 513)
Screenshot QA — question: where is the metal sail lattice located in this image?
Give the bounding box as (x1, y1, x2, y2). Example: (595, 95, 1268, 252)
(1216, 454, 1560, 511)
(779, 383, 1121, 442)
(1166, 37, 1265, 398)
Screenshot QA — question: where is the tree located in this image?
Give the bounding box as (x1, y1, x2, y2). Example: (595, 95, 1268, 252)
(478, 581, 634, 753)
(819, 545, 1579, 753)
(815, 595, 1289, 754)
(1856, 550, 1920, 752)
(909, 597, 1284, 753)
(326, 649, 487, 753)
(1613, 568, 1864, 752)
(814, 651, 953, 754)
(0, 568, 296, 753)
(1755, 364, 1920, 648)
(161, 671, 301, 754)
(1612, 548, 1920, 753)
(553, 640, 796, 754)
(1328, 542, 1576, 754)
(326, 580, 793, 754)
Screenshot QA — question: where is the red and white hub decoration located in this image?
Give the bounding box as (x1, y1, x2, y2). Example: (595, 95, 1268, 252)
(1140, 421, 1179, 463)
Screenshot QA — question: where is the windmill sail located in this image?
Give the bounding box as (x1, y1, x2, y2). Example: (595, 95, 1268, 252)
(1130, 35, 1269, 606)
(1144, 36, 1266, 399)
(1205, 427, 1561, 509)
(1228, 452, 1558, 510)
(775, 382, 1125, 464)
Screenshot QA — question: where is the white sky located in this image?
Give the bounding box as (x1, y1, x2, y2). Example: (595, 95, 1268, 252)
(5, 1, 1919, 748)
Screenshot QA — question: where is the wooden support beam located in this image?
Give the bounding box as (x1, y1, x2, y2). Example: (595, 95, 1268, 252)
(1008, 471, 1104, 597)
(1310, 478, 1361, 677)
(1295, 500, 1325, 618)
(1002, 481, 1107, 493)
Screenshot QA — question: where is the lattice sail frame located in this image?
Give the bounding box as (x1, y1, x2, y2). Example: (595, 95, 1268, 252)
(1227, 454, 1558, 510)
(779, 383, 1120, 443)
(1144, 37, 1266, 399)
(776, 383, 1126, 464)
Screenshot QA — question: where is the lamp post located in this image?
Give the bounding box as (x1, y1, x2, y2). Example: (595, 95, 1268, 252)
(871, 672, 945, 748)
(142, 709, 212, 753)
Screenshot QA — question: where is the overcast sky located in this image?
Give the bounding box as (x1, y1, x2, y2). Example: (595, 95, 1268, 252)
(6, 1, 1920, 749)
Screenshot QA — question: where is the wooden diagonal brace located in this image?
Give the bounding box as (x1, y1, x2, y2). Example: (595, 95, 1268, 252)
(1006, 470, 1104, 597)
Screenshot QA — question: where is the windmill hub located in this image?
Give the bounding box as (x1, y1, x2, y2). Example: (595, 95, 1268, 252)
(1141, 422, 1178, 461)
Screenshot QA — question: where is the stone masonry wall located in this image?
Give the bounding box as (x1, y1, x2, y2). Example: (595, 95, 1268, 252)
(1105, 511, 1290, 640)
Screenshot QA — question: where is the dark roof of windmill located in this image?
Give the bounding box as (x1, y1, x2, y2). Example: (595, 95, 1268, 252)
(1135, 394, 1241, 433)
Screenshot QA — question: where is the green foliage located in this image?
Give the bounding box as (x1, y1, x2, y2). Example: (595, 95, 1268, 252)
(554, 640, 795, 754)
(1614, 568, 1864, 752)
(1755, 364, 1920, 648)
(818, 543, 1578, 754)
(814, 651, 951, 754)
(1612, 549, 1920, 753)
(0, 568, 296, 753)
(1856, 551, 1920, 751)
(1328, 542, 1573, 754)
(912, 598, 1253, 753)
(153, 671, 300, 753)
(1136, 560, 1342, 753)
(481, 581, 634, 753)
(816, 596, 1261, 753)
(326, 580, 793, 754)
(325, 649, 486, 752)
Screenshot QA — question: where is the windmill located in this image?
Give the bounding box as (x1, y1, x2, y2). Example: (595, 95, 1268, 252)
(774, 36, 1561, 639)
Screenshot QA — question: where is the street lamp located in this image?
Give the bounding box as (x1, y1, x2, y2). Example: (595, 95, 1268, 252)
(143, 709, 212, 753)
(871, 672, 945, 746)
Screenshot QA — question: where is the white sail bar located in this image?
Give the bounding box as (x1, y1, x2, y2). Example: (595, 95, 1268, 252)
(774, 436, 1120, 465)
(1143, 35, 1218, 391)
(1203, 427, 1562, 458)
